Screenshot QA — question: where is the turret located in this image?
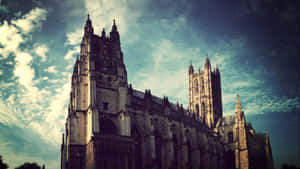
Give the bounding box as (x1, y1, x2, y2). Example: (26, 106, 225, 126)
(235, 95, 242, 114)
(101, 28, 106, 38)
(189, 64, 194, 74)
(216, 64, 220, 74)
(110, 19, 120, 42)
(204, 55, 211, 70)
(234, 94, 249, 169)
(84, 14, 93, 37)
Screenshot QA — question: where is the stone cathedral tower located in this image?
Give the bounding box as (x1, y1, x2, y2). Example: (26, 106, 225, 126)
(234, 95, 249, 169)
(61, 15, 273, 169)
(62, 16, 133, 169)
(188, 56, 222, 128)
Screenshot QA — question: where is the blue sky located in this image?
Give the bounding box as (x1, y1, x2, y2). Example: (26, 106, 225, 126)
(0, 0, 299, 169)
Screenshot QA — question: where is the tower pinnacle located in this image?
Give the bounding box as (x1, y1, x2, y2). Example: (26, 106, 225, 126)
(110, 19, 120, 41)
(102, 28, 106, 37)
(205, 54, 211, 69)
(235, 94, 242, 113)
(112, 19, 118, 32)
(84, 14, 93, 36)
(189, 63, 194, 74)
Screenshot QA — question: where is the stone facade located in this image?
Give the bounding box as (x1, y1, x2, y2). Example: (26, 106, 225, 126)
(60, 16, 274, 169)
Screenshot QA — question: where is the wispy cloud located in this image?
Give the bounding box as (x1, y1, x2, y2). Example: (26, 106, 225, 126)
(0, 7, 69, 150)
(64, 46, 80, 60)
(44, 66, 57, 73)
(84, 0, 141, 36)
(65, 28, 83, 46)
(34, 44, 48, 62)
(11, 8, 47, 34)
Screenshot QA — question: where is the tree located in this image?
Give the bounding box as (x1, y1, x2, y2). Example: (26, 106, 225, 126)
(0, 155, 8, 169)
(15, 162, 41, 169)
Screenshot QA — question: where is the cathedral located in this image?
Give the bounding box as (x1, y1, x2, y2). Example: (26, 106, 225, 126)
(60, 16, 274, 169)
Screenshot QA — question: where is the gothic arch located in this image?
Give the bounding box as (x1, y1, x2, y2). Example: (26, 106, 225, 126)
(153, 129, 162, 169)
(170, 124, 178, 167)
(194, 79, 199, 93)
(196, 104, 200, 118)
(185, 130, 192, 169)
(132, 126, 142, 169)
(201, 102, 206, 118)
(227, 132, 233, 144)
(201, 77, 204, 91)
(99, 118, 117, 135)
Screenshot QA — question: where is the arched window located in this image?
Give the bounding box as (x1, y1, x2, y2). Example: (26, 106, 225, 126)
(201, 78, 204, 91)
(154, 130, 162, 169)
(196, 104, 200, 119)
(228, 132, 233, 144)
(186, 141, 192, 169)
(194, 79, 199, 93)
(173, 134, 178, 164)
(186, 130, 192, 169)
(132, 127, 142, 169)
(99, 118, 117, 135)
(201, 102, 206, 116)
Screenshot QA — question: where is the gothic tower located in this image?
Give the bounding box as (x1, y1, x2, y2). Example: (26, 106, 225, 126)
(188, 56, 222, 128)
(63, 15, 133, 169)
(234, 95, 249, 169)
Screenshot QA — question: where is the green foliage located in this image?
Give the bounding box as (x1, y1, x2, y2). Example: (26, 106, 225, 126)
(15, 162, 41, 169)
(0, 155, 9, 169)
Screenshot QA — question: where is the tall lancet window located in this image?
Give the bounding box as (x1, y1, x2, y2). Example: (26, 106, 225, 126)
(194, 79, 199, 93)
(185, 130, 192, 169)
(187, 141, 192, 169)
(173, 133, 178, 166)
(201, 78, 204, 91)
(228, 132, 233, 144)
(201, 102, 206, 117)
(132, 127, 142, 169)
(154, 130, 162, 169)
(196, 104, 200, 119)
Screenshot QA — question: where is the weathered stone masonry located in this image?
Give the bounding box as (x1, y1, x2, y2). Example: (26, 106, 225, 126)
(61, 16, 274, 169)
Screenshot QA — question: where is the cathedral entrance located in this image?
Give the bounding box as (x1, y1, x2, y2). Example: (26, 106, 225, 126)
(93, 134, 135, 169)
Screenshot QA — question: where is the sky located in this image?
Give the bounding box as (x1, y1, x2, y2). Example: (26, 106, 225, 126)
(0, 0, 299, 169)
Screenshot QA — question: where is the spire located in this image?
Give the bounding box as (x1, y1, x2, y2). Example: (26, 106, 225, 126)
(204, 54, 211, 69)
(235, 94, 242, 113)
(112, 19, 118, 32)
(101, 28, 106, 37)
(110, 19, 120, 41)
(84, 14, 93, 36)
(189, 63, 194, 74)
(216, 64, 219, 72)
(85, 14, 92, 27)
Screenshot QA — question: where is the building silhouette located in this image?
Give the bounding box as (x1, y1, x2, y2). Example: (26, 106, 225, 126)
(61, 15, 273, 169)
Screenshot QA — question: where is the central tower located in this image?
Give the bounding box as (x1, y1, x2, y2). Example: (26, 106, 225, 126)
(188, 56, 222, 128)
(62, 16, 133, 169)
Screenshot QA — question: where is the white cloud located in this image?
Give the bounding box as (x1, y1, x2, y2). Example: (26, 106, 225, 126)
(0, 21, 25, 59)
(0, 82, 14, 89)
(84, 0, 141, 36)
(64, 46, 80, 60)
(45, 66, 57, 73)
(11, 8, 47, 34)
(243, 91, 300, 114)
(65, 28, 83, 46)
(133, 38, 200, 106)
(34, 44, 49, 61)
(0, 8, 47, 59)
(13, 52, 35, 89)
(0, 8, 68, 147)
